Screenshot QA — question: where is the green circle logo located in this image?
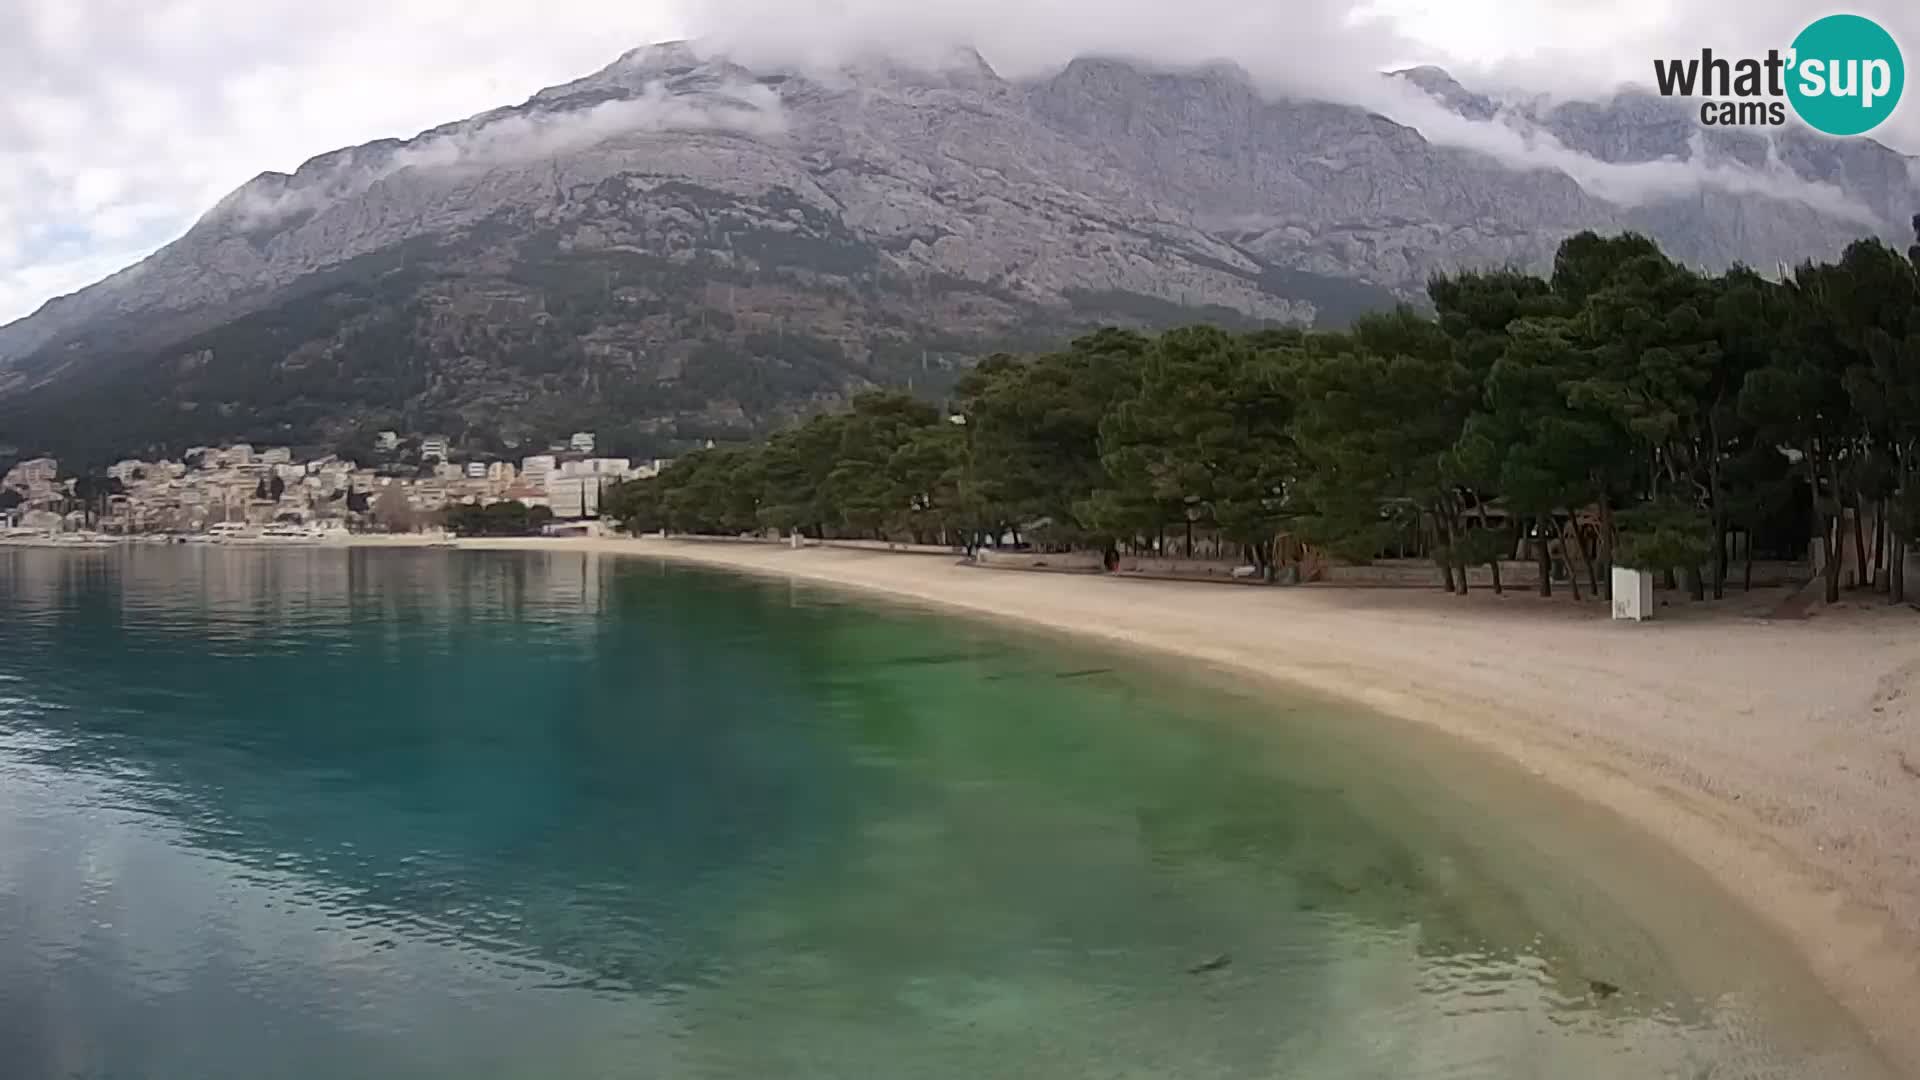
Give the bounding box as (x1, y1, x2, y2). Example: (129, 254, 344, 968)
(1787, 14, 1904, 136)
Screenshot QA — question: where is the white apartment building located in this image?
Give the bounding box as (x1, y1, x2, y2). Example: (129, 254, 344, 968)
(260, 447, 293, 465)
(374, 431, 401, 452)
(4, 457, 59, 490)
(466, 461, 488, 479)
(547, 476, 601, 519)
(411, 481, 450, 510)
(569, 432, 597, 454)
(520, 455, 557, 485)
(421, 436, 450, 461)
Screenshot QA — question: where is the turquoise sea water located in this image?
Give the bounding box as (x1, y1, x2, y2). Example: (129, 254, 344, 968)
(0, 546, 1892, 1078)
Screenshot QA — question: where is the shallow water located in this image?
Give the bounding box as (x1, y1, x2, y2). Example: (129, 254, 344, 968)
(0, 546, 1891, 1078)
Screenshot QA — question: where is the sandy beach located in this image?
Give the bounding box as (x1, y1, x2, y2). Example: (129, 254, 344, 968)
(428, 533, 1920, 1071)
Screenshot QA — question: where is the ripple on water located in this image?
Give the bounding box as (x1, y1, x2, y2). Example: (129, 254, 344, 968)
(0, 546, 1896, 1079)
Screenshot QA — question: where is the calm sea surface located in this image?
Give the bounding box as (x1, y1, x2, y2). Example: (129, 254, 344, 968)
(0, 546, 1891, 1078)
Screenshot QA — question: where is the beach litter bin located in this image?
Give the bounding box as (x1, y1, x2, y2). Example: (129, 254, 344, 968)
(1611, 567, 1654, 621)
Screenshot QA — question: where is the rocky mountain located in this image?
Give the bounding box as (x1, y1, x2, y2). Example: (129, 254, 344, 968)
(0, 43, 1912, 463)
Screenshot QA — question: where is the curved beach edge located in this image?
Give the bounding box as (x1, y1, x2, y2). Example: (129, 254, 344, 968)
(440, 535, 1920, 1074)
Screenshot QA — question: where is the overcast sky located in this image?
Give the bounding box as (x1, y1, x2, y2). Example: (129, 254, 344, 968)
(4, 0, 1917, 325)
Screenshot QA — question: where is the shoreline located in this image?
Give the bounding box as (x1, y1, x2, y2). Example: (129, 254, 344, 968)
(435, 534, 1920, 1072)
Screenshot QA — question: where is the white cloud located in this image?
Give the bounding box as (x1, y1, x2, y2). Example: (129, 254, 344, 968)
(684, 0, 1909, 228)
(694, 0, 1408, 97)
(1354, 79, 1885, 226)
(211, 78, 788, 230)
(386, 79, 788, 170)
(0, 0, 694, 324)
(1367, 0, 1920, 153)
(3, 0, 1918, 326)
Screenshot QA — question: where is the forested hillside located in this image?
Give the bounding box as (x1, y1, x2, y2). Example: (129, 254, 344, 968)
(610, 229, 1920, 606)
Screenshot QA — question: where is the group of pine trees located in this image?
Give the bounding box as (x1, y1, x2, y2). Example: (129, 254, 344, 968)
(606, 228, 1920, 605)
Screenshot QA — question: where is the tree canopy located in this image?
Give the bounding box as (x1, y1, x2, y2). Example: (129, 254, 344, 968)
(445, 500, 554, 537)
(608, 228, 1920, 605)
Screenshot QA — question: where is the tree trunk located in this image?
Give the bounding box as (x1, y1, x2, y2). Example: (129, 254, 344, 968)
(1899, 452, 1916, 606)
(1535, 515, 1552, 598)
(1440, 508, 1467, 595)
(1560, 521, 1587, 602)
(1712, 517, 1728, 600)
(1489, 555, 1504, 595)
(1429, 510, 1453, 592)
(1894, 537, 1908, 605)
(1686, 564, 1706, 602)
(1709, 421, 1726, 601)
(1824, 515, 1843, 605)
(1852, 499, 1870, 591)
(1662, 567, 1676, 592)
(1823, 457, 1844, 604)
(1597, 499, 1616, 602)
(1744, 536, 1755, 593)
(1873, 500, 1888, 593)
(1452, 505, 1473, 596)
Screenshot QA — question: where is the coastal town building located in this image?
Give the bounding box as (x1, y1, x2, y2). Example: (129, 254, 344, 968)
(502, 480, 549, 508)
(520, 455, 556, 484)
(4, 457, 60, 493)
(2, 441, 654, 536)
(570, 432, 597, 454)
(547, 476, 602, 520)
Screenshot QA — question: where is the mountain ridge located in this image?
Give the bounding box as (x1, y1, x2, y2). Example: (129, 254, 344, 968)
(0, 43, 1912, 462)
